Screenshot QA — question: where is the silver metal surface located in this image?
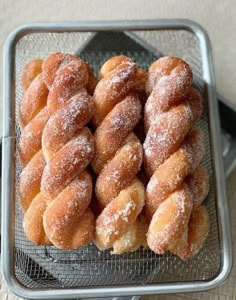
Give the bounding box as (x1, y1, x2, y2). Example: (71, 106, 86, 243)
(79, 297, 139, 300)
(1, 20, 232, 299)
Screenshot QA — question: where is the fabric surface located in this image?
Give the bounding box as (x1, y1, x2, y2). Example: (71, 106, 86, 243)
(0, 1, 235, 299)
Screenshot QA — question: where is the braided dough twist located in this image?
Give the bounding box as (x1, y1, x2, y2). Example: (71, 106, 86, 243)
(92, 56, 146, 254)
(35, 52, 96, 250)
(18, 59, 51, 245)
(21, 59, 44, 92)
(144, 57, 210, 259)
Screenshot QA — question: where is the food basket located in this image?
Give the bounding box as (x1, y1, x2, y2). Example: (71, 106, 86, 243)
(1, 20, 232, 299)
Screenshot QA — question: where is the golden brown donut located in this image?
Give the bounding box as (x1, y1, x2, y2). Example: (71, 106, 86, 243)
(185, 165, 209, 210)
(147, 184, 193, 254)
(92, 55, 137, 127)
(18, 61, 50, 168)
(19, 150, 45, 212)
(135, 68, 148, 92)
(144, 57, 210, 259)
(170, 205, 210, 260)
(95, 179, 145, 250)
(18, 107, 49, 167)
(144, 88, 203, 177)
(92, 95, 142, 175)
(42, 90, 93, 163)
(43, 171, 94, 249)
(145, 57, 192, 113)
(23, 193, 49, 245)
(19, 73, 49, 129)
(21, 59, 43, 92)
(168, 167, 210, 258)
(18, 59, 51, 245)
(145, 127, 205, 218)
(92, 56, 146, 253)
(112, 213, 149, 254)
(40, 52, 96, 250)
(42, 51, 97, 95)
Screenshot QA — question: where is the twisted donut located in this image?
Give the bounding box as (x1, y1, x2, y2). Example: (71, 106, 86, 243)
(40, 52, 96, 250)
(18, 60, 51, 245)
(112, 213, 148, 255)
(146, 127, 206, 218)
(171, 205, 210, 261)
(21, 59, 43, 92)
(18, 59, 49, 168)
(144, 57, 210, 259)
(92, 56, 146, 253)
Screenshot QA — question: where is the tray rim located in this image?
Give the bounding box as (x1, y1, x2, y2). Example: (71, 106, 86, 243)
(1, 19, 232, 299)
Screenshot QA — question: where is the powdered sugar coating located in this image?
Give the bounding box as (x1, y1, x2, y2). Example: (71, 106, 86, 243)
(18, 59, 50, 245)
(92, 94, 142, 174)
(42, 89, 93, 162)
(40, 53, 95, 249)
(112, 213, 149, 254)
(145, 57, 209, 259)
(96, 134, 143, 208)
(186, 165, 209, 210)
(145, 57, 192, 131)
(172, 205, 210, 260)
(19, 151, 46, 212)
(19, 73, 49, 128)
(23, 193, 51, 245)
(145, 127, 205, 218)
(43, 171, 94, 249)
(112, 222, 139, 254)
(41, 128, 94, 202)
(147, 185, 193, 254)
(92, 59, 137, 127)
(47, 59, 89, 114)
(20, 52, 95, 249)
(97, 201, 136, 240)
(95, 179, 145, 250)
(21, 59, 43, 92)
(92, 56, 145, 253)
(19, 107, 50, 167)
(144, 92, 202, 177)
(43, 52, 79, 88)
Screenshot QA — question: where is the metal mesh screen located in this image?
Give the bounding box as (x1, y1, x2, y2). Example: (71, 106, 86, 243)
(14, 30, 221, 289)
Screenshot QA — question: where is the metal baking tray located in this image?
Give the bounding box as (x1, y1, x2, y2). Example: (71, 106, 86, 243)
(1, 20, 232, 299)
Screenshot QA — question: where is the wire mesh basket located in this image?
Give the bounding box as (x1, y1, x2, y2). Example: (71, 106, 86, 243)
(1, 20, 232, 299)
